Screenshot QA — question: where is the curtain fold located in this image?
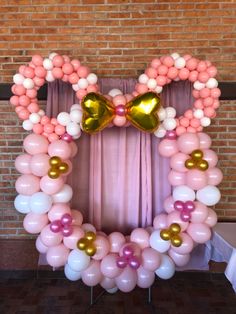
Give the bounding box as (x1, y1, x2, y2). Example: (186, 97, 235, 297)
(46, 78, 193, 234)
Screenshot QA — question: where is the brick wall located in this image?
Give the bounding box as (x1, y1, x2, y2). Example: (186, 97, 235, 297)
(0, 0, 236, 239)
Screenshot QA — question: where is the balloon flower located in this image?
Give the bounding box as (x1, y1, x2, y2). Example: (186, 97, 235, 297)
(160, 223, 182, 247)
(77, 231, 97, 256)
(48, 156, 69, 179)
(50, 213, 73, 237)
(185, 149, 208, 171)
(174, 200, 195, 222)
(116, 245, 141, 270)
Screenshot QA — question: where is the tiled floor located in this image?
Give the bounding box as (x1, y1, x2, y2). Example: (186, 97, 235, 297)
(0, 271, 235, 314)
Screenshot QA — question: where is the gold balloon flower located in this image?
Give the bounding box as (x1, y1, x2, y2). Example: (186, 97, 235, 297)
(77, 231, 97, 257)
(185, 149, 209, 171)
(48, 156, 69, 179)
(160, 223, 182, 247)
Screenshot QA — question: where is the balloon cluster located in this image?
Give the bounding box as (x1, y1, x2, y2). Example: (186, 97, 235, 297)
(50, 213, 73, 237)
(77, 231, 97, 257)
(12, 52, 222, 294)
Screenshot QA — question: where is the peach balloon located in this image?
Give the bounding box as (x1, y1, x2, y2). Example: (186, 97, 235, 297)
(48, 203, 71, 222)
(130, 228, 150, 249)
(40, 224, 63, 247)
(23, 212, 48, 234)
(93, 235, 110, 260)
(15, 174, 40, 195)
(108, 232, 126, 253)
(46, 244, 69, 268)
(167, 211, 189, 231)
(63, 226, 85, 249)
(23, 134, 49, 155)
(71, 209, 83, 226)
(15, 154, 32, 174)
(40, 175, 64, 195)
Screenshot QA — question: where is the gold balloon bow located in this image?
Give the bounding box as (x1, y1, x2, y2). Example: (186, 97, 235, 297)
(160, 223, 182, 247)
(81, 92, 161, 134)
(48, 156, 69, 179)
(185, 149, 209, 171)
(77, 231, 97, 256)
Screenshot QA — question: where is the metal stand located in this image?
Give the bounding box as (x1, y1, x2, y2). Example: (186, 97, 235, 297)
(148, 286, 152, 303)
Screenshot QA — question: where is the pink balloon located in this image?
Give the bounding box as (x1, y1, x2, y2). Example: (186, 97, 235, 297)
(30, 153, 50, 176)
(167, 211, 189, 231)
(158, 139, 178, 157)
(23, 134, 49, 155)
(137, 266, 155, 288)
(63, 226, 84, 249)
(171, 233, 194, 255)
(168, 170, 186, 186)
(15, 154, 32, 174)
(168, 249, 190, 267)
(202, 149, 218, 168)
(187, 223, 211, 243)
(191, 201, 208, 223)
(119, 243, 141, 258)
(69, 142, 78, 158)
(115, 267, 137, 292)
(15, 174, 40, 195)
(71, 209, 83, 226)
(108, 232, 126, 253)
(100, 277, 116, 290)
(141, 247, 161, 271)
(153, 214, 168, 229)
(48, 140, 72, 160)
(186, 169, 207, 190)
(100, 253, 122, 279)
(163, 196, 175, 214)
(48, 203, 71, 222)
(113, 116, 126, 127)
(23, 212, 48, 234)
(40, 175, 64, 195)
(36, 235, 49, 254)
(81, 260, 103, 287)
(204, 208, 217, 227)
(177, 133, 200, 154)
(40, 224, 63, 247)
(170, 153, 189, 172)
(130, 228, 150, 249)
(46, 244, 69, 268)
(206, 167, 223, 186)
(93, 235, 110, 260)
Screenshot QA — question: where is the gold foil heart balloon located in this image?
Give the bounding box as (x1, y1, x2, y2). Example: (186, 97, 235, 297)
(126, 92, 160, 132)
(81, 92, 114, 134)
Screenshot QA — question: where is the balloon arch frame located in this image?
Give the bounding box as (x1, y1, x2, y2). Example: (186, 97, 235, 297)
(11, 52, 222, 293)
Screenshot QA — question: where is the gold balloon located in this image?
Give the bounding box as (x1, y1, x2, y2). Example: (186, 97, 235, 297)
(191, 149, 203, 161)
(185, 159, 195, 170)
(48, 168, 60, 179)
(197, 160, 209, 171)
(59, 162, 69, 174)
(85, 231, 96, 242)
(160, 230, 171, 241)
(126, 92, 160, 132)
(171, 235, 182, 247)
(86, 245, 97, 256)
(49, 156, 61, 166)
(170, 223, 181, 235)
(77, 238, 88, 250)
(81, 92, 114, 134)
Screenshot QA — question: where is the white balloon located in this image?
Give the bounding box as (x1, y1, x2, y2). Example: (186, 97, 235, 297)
(52, 184, 73, 203)
(38, 109, 45, 117)
(66, 122, 81, 136)
(165, 107, 176, 118)
(23, 78, 34, 89)
(106, 287, 118, 294)
(69, 110, 83, 123)
(206, 78, 218, 89)
(174, 57, 186, 69)
(70, 104, 82, 111)
(108, 89, 123, 97)
(162, 118, 177, 131)
(149, 230, 170, 253)
(29, 113, 41, 124)
(171, 52, 180, 60)
(155, 255, 175, 279)
(46, 70, 55, 82)
(147, 78, 157, 89)
(193, 81, 205, 90)
(193, 109, 204, 119)
(138, 74, 149, 84)
(87, 73, 98, 85)
(14, 194, 31, 214)
(154, 126, 166, 138)
(200, 117, 211, 127)
(43, 58, 53, 70)
(72, 84, 80, 91)
(49, 52, 58, 60)
(30, 192, 53, 214)
(78, 78, 88, 89)
(22, 120, 33, 131)
(196, 185, 221, 206)
(68, 249, 90, 272)
(13, 73, 25, 85)
(64, 263, 82, 281)
(155, 85, 163, 94)
(173, 185, 195, 202)
(36, 236, 48, 254)
(157, 107, 166, 121)
(57, 112, 71, 126)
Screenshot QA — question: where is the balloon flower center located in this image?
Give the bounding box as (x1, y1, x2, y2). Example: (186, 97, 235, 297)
(115, 104, 126, 116)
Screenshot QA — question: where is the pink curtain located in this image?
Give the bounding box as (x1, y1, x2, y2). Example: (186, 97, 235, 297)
(47, 79, 193, 234)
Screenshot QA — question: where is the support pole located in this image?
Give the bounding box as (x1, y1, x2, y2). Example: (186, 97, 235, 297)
(148, 286, 152, 304)
(90, 286, 94, 305)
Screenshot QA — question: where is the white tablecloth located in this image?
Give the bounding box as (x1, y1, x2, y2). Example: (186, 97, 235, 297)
(208, 223, 236, 292)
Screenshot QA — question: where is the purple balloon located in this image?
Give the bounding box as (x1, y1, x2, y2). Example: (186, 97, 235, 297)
(129, 256, 141, 270)
(180, 210, 191, 222)
(184, 201, 195, 212)
(62, 225, 73, 237)
(174, 200, 184, 212)
(61, 133, 73, 143)
(123, 245, 134, 258)
(50, 220, 62, 233)
(116, 256, 128, 269)
(61, 213, 72, 226)
(166, 130, 177, 140)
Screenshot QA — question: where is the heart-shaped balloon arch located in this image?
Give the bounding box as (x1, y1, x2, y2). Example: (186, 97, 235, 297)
(10, 52, 222, 293)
